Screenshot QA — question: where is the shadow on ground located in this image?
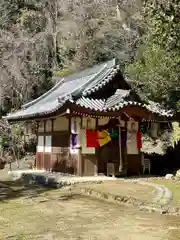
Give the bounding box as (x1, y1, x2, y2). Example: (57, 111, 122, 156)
(0, 165, 163, 203)
(0, 178, 75, 202)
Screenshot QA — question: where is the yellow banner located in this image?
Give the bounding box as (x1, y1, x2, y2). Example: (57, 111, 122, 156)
(97, 130, 111, 147)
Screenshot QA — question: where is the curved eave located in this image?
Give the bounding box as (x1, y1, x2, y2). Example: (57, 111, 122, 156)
(4, 98, 174, 122)
(3, 97, 72, 122)
(3, 109, 67, 122)
(72, 101, 173, 120)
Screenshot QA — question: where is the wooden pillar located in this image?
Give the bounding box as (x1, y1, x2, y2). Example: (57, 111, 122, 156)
(118, 116, 123, 172)
(35, 121, 39, 170)
(69, 116, 83, 176)
(78, 116, 83, 176)
(124, 121, 128, 176)
(68, 115, 72, 175)
(94, 118, 98, 176)
(50, 119, 54, 172)
(43, 120, 46, 170)
(78, 149, 83, 176)
(51, 119, 54, 132)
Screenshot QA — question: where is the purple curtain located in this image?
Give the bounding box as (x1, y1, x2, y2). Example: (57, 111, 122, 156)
(71, 134, 77, 148)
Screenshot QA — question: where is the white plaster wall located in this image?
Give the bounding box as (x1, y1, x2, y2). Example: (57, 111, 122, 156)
(98, 118, 109, 126)
(71, 117, 81, 134)
(54, 116, 69, 131)
(82, 117, 96, 129)
(37, 135, 44, 152)
(46, 120, 52, 132)
(38, 121, 44, 133)
(45, 135, 52, 153)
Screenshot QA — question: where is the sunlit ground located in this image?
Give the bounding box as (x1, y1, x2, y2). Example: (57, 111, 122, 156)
(0, 182, 180, 240)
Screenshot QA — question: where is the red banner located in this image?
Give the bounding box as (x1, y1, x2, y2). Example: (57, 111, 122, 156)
(86, 129, 99, 148)
(136, 131, 142, 149)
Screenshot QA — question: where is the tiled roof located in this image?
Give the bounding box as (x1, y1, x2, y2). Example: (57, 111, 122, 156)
(3, 58, 173, 121)
(76, 97, 105, 111)
(104, 89, 131, 109)
(5, 91, 173, 121)
(82, 67, 119, 96)
(5, 95, 71, 120)
(76, 89, 131, 111)
(4, 59, 118, 120)
(146, 100, 173, 117)
(75, 93, 173, 117)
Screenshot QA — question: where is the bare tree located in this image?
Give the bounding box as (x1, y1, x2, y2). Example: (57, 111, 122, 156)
(0, 0, 145, 112)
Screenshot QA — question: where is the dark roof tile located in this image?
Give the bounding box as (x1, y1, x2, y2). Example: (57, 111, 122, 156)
(75, 95, 173, 117)
(3, 59, 173, 120)
(105, 89, 131, 109)
(76, 97, 105, 111)
(4, 59, 117, 120)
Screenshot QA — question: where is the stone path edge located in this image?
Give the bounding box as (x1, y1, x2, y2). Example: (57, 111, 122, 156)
(79, 186, 177, 216)
(120, 179, 173, 205)
(6, 170, 178, 215)
(78, 179, 178, 216)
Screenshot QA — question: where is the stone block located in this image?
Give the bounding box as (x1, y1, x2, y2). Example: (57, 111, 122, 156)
(165, 174, 174, 180)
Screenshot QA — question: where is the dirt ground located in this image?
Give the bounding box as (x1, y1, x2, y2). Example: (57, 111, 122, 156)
(0, 181, 180, 240)
(85, 180, 155, 202)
